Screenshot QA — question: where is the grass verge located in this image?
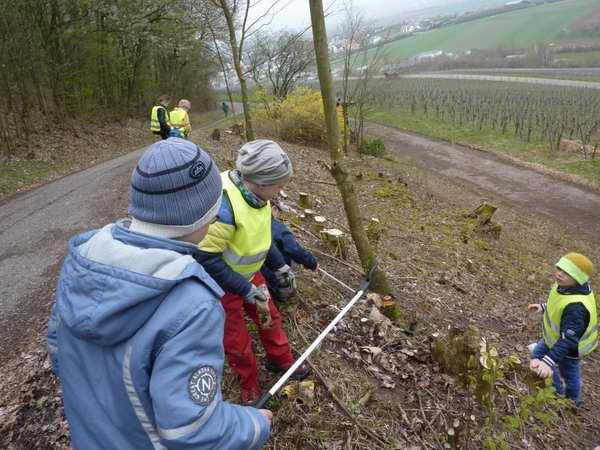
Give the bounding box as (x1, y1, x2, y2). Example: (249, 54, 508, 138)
(0, 110, 231, 201)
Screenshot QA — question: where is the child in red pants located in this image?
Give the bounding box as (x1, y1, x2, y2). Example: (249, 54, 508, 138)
(196, 140, 310, 402)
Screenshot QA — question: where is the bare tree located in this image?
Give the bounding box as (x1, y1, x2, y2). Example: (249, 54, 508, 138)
(246, 30, 314, 99)
(309, 0, 395, 300)
(207, 21, 236, 114)
(338, 1, 364, 153)
(338, 2, 388, 150)
(206, 0, 286, 140)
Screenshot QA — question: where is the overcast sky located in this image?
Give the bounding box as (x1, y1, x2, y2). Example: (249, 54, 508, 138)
(247, 0, 438, 32)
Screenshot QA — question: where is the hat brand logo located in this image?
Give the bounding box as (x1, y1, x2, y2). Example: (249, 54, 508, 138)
(190, 161, 206, 179)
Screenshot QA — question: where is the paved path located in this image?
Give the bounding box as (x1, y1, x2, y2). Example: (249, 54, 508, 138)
(0, 112, 241, 361)
(366, 122, 600, 236)
(0, 149, 145, 360)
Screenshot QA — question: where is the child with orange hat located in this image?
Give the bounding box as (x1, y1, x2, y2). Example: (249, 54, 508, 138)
(528, 253, 597, 405)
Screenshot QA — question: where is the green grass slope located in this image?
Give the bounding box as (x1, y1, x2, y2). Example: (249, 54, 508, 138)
(368, 0, 599, 62)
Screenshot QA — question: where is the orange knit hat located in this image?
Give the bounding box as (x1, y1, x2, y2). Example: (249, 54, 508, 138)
(556, 252, 594, 285)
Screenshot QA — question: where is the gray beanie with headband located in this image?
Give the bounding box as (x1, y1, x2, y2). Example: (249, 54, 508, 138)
(236, 139, 293, 185)
(128, 138, 222, 239)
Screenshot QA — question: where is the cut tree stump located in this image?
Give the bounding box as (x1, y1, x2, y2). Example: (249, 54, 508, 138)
(298, 192, 312, 209)
(303, 209, 316, 221)
(230, 122, 245, 137)
(211, 128, 221, 141)
(462, 201, 502, 243)
(313, 216, 326, 234)
(467, 201, 497, 225)
(321, 228, 348, 259)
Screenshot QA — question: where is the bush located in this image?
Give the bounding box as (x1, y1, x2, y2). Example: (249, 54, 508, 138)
(359, 137, 386, 157)
(252, 87, 344, 147)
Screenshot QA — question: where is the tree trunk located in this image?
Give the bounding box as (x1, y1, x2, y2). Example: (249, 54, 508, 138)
(208, 22, 235, 115)
(308, 0, 393, 298)
(220, 0, 254, 140)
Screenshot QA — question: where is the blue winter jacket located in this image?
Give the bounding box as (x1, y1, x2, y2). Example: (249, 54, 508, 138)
(47, 220, 270, 450)
(261, 218, 317, 291)
(540, 283, 592, 366)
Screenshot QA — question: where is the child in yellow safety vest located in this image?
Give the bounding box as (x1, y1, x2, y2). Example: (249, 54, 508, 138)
(528, 253, 597, 405)
(170, 99, 192, 138)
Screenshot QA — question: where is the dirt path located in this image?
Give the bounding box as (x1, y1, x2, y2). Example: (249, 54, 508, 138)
(365, 122, 600, 237)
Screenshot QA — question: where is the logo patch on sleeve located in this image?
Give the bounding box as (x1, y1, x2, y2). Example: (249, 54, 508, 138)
(188, 366, 217, 406)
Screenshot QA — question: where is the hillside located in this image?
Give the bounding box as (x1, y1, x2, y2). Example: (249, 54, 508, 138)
(361, 0, 598, 62)
(2, 123, 599, 449)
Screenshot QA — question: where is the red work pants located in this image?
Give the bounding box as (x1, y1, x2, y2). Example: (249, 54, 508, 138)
(221, 272, 294, 393)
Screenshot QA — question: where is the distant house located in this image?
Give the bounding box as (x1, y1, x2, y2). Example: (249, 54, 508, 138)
(505, 0, 531, 6)
(415, 50, 444, 61)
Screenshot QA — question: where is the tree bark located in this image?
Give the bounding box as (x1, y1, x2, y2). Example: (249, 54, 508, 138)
(220, 0, 254, 140)
(308, 0, 392, 296)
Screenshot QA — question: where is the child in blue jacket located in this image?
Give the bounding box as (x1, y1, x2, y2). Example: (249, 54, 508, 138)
(47, 138, 272, 450)
(261, 198, 318, 302)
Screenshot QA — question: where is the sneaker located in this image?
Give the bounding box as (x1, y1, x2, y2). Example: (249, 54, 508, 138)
(241, 388, 260, 405)
(265, 360, 311, 381)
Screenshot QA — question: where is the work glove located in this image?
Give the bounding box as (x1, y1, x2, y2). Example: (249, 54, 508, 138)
(275, 265, 296, 300)
(244, 285, 272, 328)
(529, 358, 553, 378)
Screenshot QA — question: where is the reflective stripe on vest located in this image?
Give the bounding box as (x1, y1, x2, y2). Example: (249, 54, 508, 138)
(221, 171, 271, 279)
(542, 284, 598, 357)
(150, 105, 170, 131)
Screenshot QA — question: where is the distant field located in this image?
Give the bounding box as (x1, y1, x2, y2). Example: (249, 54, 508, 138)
(348, 0, 598, 63)
(554, 50, 600, 66)
(443, 67, 600, 82)
(362, 77, 600, 187)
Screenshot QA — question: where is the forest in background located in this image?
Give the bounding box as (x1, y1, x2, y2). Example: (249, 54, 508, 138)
(0, 0, 218, 156)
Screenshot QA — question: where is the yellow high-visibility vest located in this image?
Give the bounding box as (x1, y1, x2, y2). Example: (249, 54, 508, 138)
(220, 171, 271, 279)
(150, 105, 170, 132)
(543, 284, 598, 357)
(170, 107, 191, 137)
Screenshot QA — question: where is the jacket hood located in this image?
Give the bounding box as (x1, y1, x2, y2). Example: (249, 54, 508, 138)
(56, 220, 222, 346)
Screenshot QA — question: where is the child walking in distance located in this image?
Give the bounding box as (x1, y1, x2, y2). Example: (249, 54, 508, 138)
(261, 198, 318, 302)
(195, 139, 311, 404)
(150, 94, 171, 139)
(171, 99, 192, 138)
(528, 253, 597, 405)
(47, 138, 272, 449)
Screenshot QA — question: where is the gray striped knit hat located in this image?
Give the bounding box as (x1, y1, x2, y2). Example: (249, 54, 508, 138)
(128, 138, 222, 239)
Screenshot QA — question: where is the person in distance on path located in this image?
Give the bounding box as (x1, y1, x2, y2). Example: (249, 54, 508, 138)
(150, 94, 172, 140)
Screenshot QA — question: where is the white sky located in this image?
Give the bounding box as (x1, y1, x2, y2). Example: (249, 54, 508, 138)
(247, 0, 437, 32)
